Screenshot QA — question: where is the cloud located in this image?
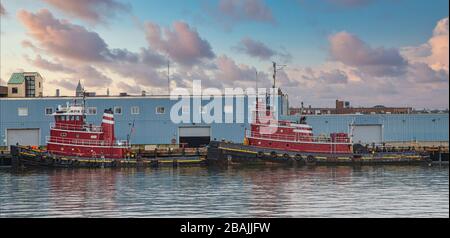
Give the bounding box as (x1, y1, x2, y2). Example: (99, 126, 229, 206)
(209, 0, 275, 30)
(401, 17, 449, 72)
(329, 31, 407, 76)
(218, 0, 274, 23)
(18, 9, 112, 62)
(407, 62, 448, 84)
(18, 9, 172, 89)
(25, 54, 75, 73)
(116, 81, 142, 94)
(51, 65, 114, 89)
(144, 21, 215, 66)
(428, 17, 449, 71)
(0, 3, 6, 16)
(317, 69, 349, 84)
(41, 0, 130, 24)
(76, 65, 113, 87)
(52, 79, 78, 91)
(214, 55, 260, 83)
(234, 37, 276, 60)
(234, 37, 292, 62)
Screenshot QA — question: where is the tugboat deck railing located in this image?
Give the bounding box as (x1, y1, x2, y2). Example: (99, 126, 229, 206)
(50, 123, 103, 133)
(246, 131, 351, 144)
(46, 136, 129, 147)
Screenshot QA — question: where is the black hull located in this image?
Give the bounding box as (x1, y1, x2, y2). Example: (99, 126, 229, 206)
(207, 141, 432, 166)
(10, 146, 205, 169)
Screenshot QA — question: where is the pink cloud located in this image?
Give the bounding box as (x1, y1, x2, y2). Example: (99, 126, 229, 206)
(329, 31, 407, 76)
(401, 17, 449, 73)
(234, 37, 276, 60)
(41, 0, 130, 24)
(0, 3, 6, 16)
(145, 21, 215, 66)
(25, 54, 75, 73)
(18, 9, 111, 62)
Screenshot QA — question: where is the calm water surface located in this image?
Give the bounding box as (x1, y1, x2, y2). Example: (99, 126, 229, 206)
(0, 165, 448, 217)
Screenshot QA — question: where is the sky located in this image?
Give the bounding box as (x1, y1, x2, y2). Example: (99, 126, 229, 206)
(0, 0, 448, 109)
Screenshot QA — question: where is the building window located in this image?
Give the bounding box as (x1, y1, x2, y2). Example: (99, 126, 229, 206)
(45, 107, 53, 115)
(114, 106, 122, 115)
(18, 107, 28, 116)
(131, 106, 140, 115)
(87, 107, 97, 115)
(12, 87, 18, 94)
(39, 82, 41, 88)
(25, 76, 35, 97)
(156, 106, 165, 114)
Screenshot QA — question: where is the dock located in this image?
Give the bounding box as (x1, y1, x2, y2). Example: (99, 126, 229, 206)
(9, 146, 206, 169)
(207, 141, 449, 166)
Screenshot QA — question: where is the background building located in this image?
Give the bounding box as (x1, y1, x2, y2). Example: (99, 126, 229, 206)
(0, 86, 7, 97)
(290, 100, 413, 115)
(7, 72, 43, 98)
(0, 96, 448, 148)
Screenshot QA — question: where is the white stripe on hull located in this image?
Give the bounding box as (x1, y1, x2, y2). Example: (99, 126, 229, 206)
(102, 119, 114, 124)
(103, 113, 114, 118)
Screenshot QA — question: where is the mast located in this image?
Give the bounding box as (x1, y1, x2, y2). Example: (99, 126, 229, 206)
(82, 88, 86, 120)
(272, 62, 276, 90)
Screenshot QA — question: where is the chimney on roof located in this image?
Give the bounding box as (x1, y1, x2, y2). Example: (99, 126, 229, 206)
(107, 88, 110, 96)
(56, 89, 60, 97)
(142, 90, 146, 96)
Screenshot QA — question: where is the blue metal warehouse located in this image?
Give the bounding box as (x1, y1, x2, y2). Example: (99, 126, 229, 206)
(0, 96, 448, 147)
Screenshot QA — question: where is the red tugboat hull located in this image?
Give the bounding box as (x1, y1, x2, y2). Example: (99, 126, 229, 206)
(47, 143, 129, 159)
(247, 137, 352, 154)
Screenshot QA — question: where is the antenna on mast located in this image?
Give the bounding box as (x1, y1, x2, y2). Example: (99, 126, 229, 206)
(272, 61, 287, 91)
(255, 70, 258, 96)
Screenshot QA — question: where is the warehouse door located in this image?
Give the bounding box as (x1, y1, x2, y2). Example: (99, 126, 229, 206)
(7, 129, 40, 147)
(351, 125, 383, 145)
(179, 127, 211, 148)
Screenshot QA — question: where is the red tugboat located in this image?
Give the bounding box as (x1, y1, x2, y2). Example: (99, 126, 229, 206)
(207, 98, 430, 165)
(11, 102, 133, 168)
(47, 103, 130, 159)
(245, 100, 352, 154)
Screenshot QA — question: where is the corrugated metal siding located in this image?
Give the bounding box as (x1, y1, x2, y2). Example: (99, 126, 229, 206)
(281, 114, 449, 143)
(1, 97, 448, 146)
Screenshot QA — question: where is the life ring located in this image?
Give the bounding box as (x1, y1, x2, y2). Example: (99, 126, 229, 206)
(257, 151, 265, 158)
(270, 151, 278, 158)
(295, 154, 304, 162)
(283, 153, 290, 159)
(306, 155, 317, 163)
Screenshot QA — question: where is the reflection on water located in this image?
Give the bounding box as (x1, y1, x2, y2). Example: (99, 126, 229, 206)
(0, 165, 448, 217)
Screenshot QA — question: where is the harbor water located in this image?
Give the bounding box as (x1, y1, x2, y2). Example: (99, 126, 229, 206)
(0, 165, 448, 218)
